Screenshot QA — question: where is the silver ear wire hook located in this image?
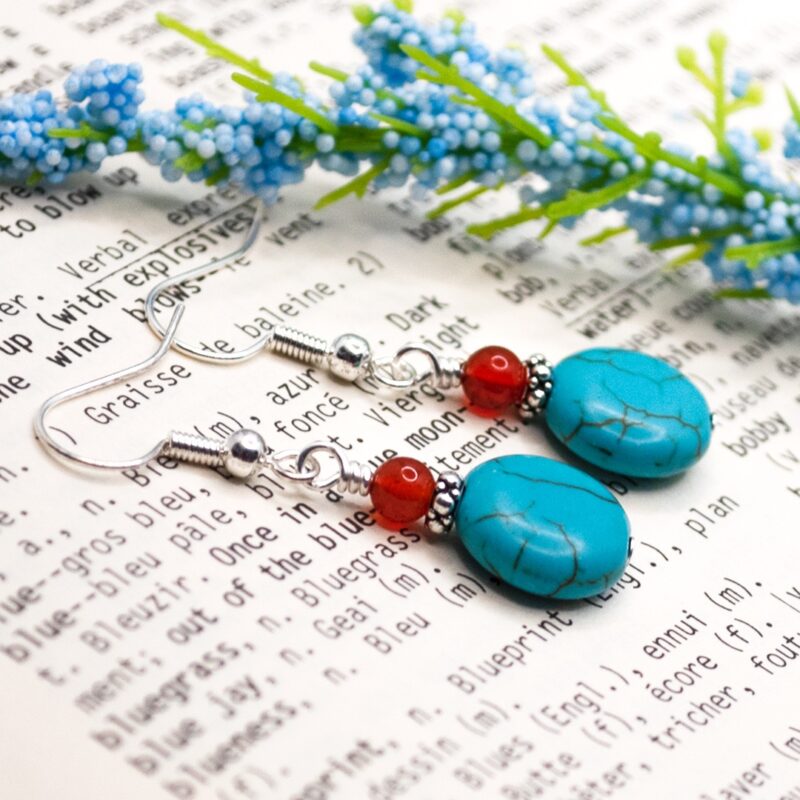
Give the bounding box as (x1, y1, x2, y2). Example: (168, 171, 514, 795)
(35, 305, 188, 470)
(143, 197, 463, 390)
(144, 198, 268, 363)
(34, 301, 376, 491)
(34, 303, 269, 475)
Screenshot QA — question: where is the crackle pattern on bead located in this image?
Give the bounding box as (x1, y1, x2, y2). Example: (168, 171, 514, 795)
(455, 455, 630, 599)
(544, 348, 713, 478)
(424, 470, 464, 535)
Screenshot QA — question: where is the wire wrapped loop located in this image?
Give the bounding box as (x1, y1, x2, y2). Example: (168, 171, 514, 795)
(369, 344, 463, 390)
(293, 443, 374, 495)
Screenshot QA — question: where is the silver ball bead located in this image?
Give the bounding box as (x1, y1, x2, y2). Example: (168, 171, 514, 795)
(425, 513, 453, 536)
(328, 333, 372, 381)
(224, 429, 266, 479)
(437, 470, 463, 492)
(432, 491, 456, 515)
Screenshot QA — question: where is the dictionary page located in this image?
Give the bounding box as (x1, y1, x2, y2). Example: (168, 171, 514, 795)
(2, 1, 800, 799)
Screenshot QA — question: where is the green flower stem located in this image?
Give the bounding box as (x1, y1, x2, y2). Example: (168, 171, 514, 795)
(401, 44, 553, 147)
(434, 171, 478, 195)
(714, 287, 772, 299)
(48, 124, 113, 142)
(546, 170, 650, 221)
(310, 60, 405, 107)
(541, 45, 615, 115)
(665, 243, 712, 269)
(466, 170, 649, 239)
(599, 116, 748, 201)
(787, 87, 800, 125)
(725, 237, 800, 268)
(368, 112, 426, 136)
(649, 225, 747, 251)
(578, 225, 631, 246)
(315, 156, 391, 209)
(231, 73, 338, 133)
(427, 183, 499, 219)
(468, 205, 548, 239)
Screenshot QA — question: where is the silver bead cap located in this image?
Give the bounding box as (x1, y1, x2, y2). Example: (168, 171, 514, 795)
(518, 354, 554, 422)
(425, 471, 464, 535)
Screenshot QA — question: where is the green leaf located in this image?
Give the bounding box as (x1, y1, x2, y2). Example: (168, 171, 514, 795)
(752, 128, 772, 151)
(315, 157, 391, 209)
(351, 4, 376, 25)
(232, 73, 337, 133)
(676, 46, 714, 91)
(580, 136, 619, 161)
(368, 113, 426, 136)
(649, 225, 746, 251)
(205, 165, 230, 186)
(181, 117, 218, 132)
(444, 9, 466, 31)
(725, 237, 800, 269)
(309, 61, 349, 82)
(401, 44, 552, 147)
(310, 61, 406, 108)
(393, 0, 413, 11)
(541, 45, 613, 114)
(665, 243, 711, 269)
(599, 115, 748, 200)
(48, 124, 112, 142)
(579, 225, 630, 246)
(157, 13, 273, 82)
(544, 171, 649, 221)
(435, 170, 478, 195)
(174, 152, 206, 173)
(538, 218, 559, 239)
(708, 30, 728, 59)
(126, 133, 146, 153)
(708, 30, 732, 163)
(725, 82, 763, 114)
(786, 86, 800, 125)
(427, 184, 498, 219)
(714, 287, 772, 299)
(467, 205, 548, 239)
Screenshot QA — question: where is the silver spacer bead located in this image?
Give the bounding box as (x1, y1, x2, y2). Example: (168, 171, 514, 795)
(223, 429, 267, 479)
(424, 470, 464, 535)
(518, 354, 554, 422)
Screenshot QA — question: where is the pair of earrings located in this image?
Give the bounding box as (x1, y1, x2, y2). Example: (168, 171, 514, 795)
(36, 206, 712, 601)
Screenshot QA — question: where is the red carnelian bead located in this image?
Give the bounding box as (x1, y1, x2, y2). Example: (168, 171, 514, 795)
(370, 457, 435, 525)
(462, 345, 528, 411)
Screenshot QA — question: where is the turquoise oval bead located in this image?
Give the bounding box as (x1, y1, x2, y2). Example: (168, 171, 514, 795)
(456, 455, 630, 599)
(544, 348, 712, 478)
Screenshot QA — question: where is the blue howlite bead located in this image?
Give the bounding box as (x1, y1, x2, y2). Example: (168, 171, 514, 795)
(544, 348, 712, 478)
(456, 455, 629, 599)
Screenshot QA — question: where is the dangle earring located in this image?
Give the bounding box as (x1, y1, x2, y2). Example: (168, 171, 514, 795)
(35, 304, 631, 600)
(145, 223, 712, 481)
(258, 334, 714, 479)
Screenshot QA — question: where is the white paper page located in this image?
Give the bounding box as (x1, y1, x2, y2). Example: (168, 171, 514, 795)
(2, 1, 800, 799)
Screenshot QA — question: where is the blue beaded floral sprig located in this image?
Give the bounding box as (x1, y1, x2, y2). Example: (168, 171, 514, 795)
(3, 1, 800, 301)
